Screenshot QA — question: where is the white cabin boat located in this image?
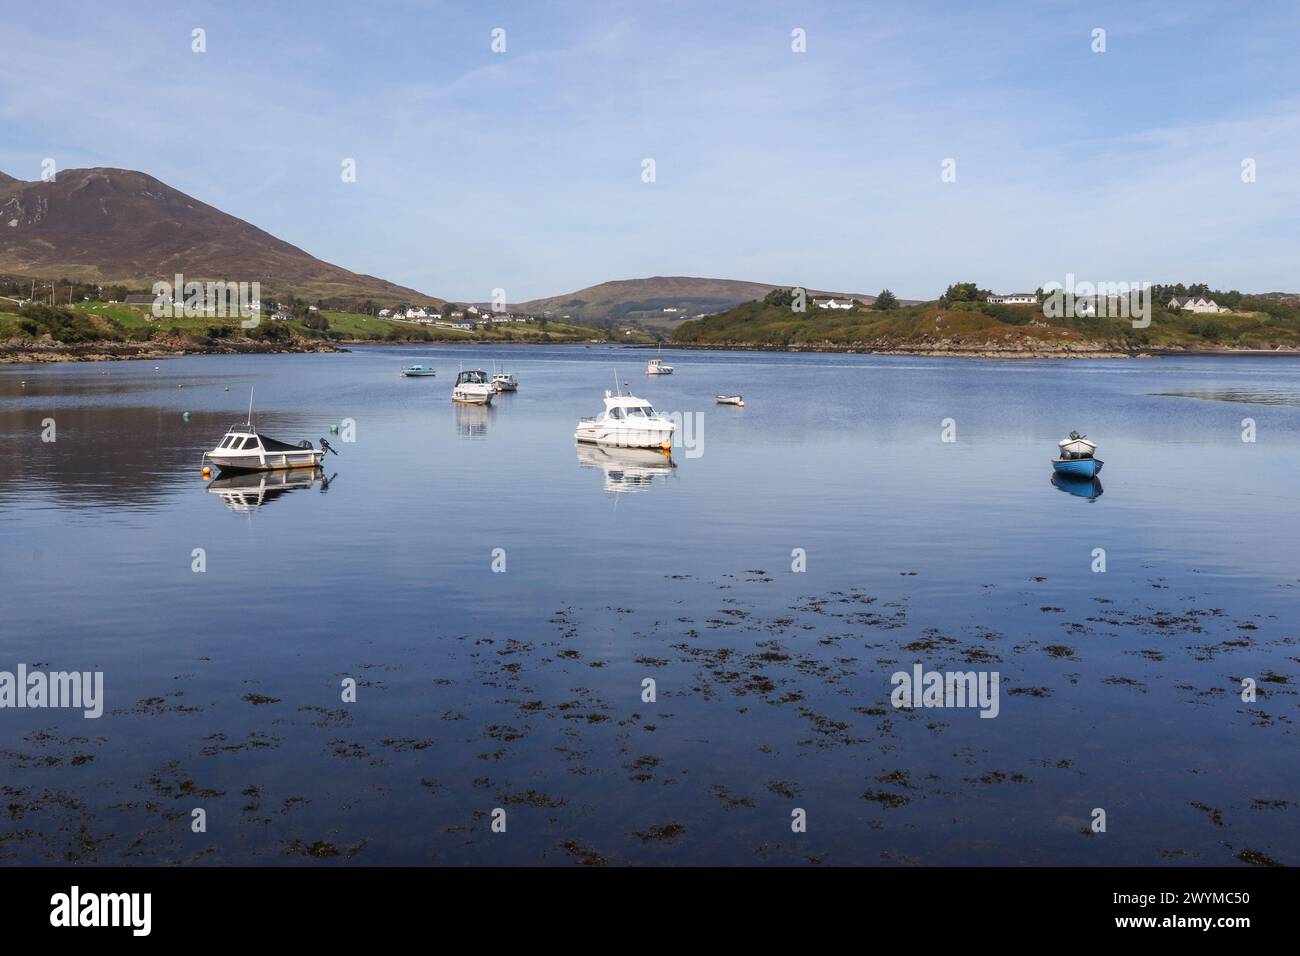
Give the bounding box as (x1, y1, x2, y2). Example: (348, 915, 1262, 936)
(646, 355, 673, 375)
(575, 390, 675, 449)
(716, 394, 744, 406)
(203, 423, 333, 473)
(492, 372, 518, 392)
(452, 369, 494, 405)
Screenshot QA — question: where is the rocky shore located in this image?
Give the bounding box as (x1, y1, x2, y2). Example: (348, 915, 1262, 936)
(0, 334, 346, 364)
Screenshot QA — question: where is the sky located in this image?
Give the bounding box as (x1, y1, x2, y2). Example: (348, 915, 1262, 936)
(1, 0, 1297, 301)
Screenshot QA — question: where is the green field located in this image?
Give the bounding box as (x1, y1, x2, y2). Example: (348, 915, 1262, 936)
(0, 298, 653, 348)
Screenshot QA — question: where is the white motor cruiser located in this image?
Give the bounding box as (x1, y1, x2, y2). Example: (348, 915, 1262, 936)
(575, 388, 676, 450)
(492, 372, 519, 392)
(452, 368, 495, 405)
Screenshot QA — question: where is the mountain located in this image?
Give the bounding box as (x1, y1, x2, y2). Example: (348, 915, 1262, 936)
(0, 168, 440, 307)
(510, 276, 879, 325)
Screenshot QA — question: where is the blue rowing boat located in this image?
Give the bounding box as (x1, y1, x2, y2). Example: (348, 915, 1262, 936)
(1052, 456, 1103, 479)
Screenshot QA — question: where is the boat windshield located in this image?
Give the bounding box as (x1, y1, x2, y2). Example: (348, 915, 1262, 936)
(639, 406, 656, 417)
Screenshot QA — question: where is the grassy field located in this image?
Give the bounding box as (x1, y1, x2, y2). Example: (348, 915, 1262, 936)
(0, 298, 653, 347)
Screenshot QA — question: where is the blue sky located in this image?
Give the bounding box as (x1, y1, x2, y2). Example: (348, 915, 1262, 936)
(1, 0, 1297, 300)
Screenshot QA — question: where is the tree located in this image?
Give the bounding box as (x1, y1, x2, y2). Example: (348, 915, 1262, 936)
(939, 282, 990, 305)
(875, 289, 899, 310)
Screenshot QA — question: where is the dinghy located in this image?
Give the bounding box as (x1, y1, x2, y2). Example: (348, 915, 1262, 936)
(716, 394, 744, 406)
(1052, 430, 1103, 479)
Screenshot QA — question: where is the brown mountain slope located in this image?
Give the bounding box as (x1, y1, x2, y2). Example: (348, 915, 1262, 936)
(511, 276, 880, 324)
(0, 167, 440, 306)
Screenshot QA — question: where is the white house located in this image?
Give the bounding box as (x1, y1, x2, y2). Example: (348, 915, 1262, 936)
(987, 293, 1038, 305)
(1168, 296, 1227, 314)
(814, 297, 854, 310)
(378, 309, 391, 317)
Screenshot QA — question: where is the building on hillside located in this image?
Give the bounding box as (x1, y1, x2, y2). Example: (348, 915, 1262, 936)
(378, 309, 391, 317)
(270, 310, 294, 322)
(1167, 296, 1227, 313)
(986, 293, 1038, 305)
(813, 297, 855, 310)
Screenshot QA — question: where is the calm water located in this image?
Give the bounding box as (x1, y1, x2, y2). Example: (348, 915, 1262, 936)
(1, 346, 1297, 865)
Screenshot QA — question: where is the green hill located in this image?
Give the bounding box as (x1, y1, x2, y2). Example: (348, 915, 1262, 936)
(671, 291, 1300, 355)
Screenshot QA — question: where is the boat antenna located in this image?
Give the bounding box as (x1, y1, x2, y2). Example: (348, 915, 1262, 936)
(613, 369, 620, 396)
(247, 385, 255, 427)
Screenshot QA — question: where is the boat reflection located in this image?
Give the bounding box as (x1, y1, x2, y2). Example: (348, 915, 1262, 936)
(206, 467, 336, 514)
(1051, 473, 1104, 500)
(454, 403, 492, 438)
(576, 443, 675, 494)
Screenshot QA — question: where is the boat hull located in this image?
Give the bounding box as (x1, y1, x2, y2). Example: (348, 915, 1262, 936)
(1052, 457, 1103, 479)
(401, 370, 436, 377)
(452, 387, 494, 405)
(574, 423, 674, 449)
(208, 450, 325, 473)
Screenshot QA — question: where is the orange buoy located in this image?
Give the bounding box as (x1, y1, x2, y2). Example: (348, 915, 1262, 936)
(201, 466, 211, 477)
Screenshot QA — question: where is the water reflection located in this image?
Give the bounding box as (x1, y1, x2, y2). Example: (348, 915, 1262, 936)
(575, 443, 675, 494)
(1051, 473, 1104, 500)
(454, 403, 492, 438)
(206, 468, 336, 514)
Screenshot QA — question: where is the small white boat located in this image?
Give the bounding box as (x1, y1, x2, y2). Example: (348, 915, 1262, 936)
(203, 423, 334, 473)
(202, 388, 335, 473)
(401, 365, 437, 377)
(646, 347, 673, 375)
(1057, 430, 1097, 459)
(716, 394, 744, 406)
(492, 372, 518, 392)
(452, 368, 494, 405)
(575, 387, 675, 449)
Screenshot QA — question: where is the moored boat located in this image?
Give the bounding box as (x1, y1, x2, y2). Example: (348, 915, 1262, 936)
(1052, 430, 1102, 479)
(203, 424, 335, 473)
(452, 368, 494, 405)
(401, 365, 437, 377)
(575, 387, 675, 449)
(716, 394, 744, 406)
(492, 372, 518, 392)
(646, 346, 673, 375)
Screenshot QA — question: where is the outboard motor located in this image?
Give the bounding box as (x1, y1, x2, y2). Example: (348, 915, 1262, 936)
(320, 438, 338, 456)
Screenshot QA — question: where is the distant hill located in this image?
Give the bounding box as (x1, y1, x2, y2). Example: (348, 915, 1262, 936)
(509, 276, 881, 325)
(0, 167, 441, 308)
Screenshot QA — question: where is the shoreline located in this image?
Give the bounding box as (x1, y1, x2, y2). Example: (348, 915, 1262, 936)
(660, 341, 1300, 360)
(5, 336, 1300, 364)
